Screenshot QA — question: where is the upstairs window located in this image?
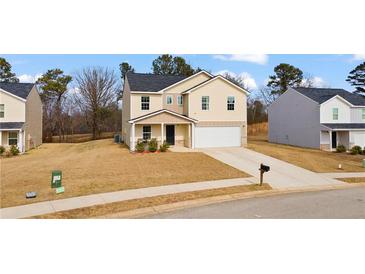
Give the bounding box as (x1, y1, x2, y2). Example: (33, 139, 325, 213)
(0, 104, 4, 118)
(332, 108, 338, 120)
(166, 95, 173, 105)
(8, 132, 18, 145)
(177, 95, 183, 106)
(362, 109, 365, 120)
(141, 96, 150, 110)
(143, 125, 151, 140)
(202, 96, 209, 110)
(227, 96, 235, 110)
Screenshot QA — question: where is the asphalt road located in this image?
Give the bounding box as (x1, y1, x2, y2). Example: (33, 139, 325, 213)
(146, 186, 365, 219)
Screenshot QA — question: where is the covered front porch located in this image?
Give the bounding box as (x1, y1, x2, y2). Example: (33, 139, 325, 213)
(128, 109, 197, 151)
(0, 122, 25, 153)
(321, 123, 365, 151)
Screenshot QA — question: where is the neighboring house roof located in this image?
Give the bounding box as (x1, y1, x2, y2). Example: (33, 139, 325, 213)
(322, 123, 365, 130)
(293, 87, 365, 106)
(0, 82, 34, 100)
(128, 109, 197, 123)
(0, 122, 25, 130)
(126, 72, 188, 92)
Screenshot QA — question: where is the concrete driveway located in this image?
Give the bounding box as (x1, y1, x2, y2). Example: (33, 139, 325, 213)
(201, 147, 345, 189)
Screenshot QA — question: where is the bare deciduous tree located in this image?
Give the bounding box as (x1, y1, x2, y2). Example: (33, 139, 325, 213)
(258, 86, 277, 107)
(74, 67, 120, 139)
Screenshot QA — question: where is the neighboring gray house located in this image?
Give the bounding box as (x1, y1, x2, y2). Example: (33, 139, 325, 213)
(268, 87, 365, 151)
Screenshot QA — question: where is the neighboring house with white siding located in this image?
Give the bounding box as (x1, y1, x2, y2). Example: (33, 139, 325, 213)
(0, 83, 42, 153)
(268, 87, 365, 151)
(122, 71, 249, 150)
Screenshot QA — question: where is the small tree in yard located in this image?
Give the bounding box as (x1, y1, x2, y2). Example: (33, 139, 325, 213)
(74, 67, 120, 140)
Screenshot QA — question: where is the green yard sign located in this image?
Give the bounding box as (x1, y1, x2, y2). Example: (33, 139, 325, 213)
(51, 170, 62, 188)
(56, 186, 65, 194)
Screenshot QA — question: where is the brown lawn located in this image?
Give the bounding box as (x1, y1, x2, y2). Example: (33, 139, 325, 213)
(32, 183, 271, 219)
(248, 135, 365, 173)
(338, 177, 365, 184)
(1, 139, 248, 208)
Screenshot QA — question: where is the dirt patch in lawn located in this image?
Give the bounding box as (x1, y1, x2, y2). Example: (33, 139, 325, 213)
(1, 139, 249, 208)
(31, 184, 271, 219)
(248, 135, 365, 173)
(338, 177, 365, 184)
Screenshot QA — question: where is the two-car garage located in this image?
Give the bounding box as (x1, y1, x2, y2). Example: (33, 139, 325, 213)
(194, 126, 242, 148)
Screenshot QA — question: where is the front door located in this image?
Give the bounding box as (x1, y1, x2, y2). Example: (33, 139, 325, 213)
(331, 131, 337, 149)
(166, 125, 175, 145)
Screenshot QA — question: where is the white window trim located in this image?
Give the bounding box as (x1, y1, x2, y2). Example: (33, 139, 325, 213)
(166, 95, 173, 105)
(202, 96, 209, 110)
(177, 95, 183, 106)
(0, 104, 4, 118)
(8, 132, 18, 146)
(141, 96, 150, 111)
(362, 109, 365, 120)
(332, 108, 339, 120)
(142, 125, 152, 140)
(227, 96, 235, 111)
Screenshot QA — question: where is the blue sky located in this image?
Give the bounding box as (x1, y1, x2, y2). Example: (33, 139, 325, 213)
(2, 54, 365, 95)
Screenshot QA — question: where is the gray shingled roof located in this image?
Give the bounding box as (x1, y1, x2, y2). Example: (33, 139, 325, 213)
(293, 87, 365, 106)
(126, 72, 187, 92)
(322, 123, 365, 129)
(0, 122, 24, 130)
(0, 82, 34, 99)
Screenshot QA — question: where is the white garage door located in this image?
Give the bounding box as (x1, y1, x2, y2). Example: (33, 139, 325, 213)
(195, 127, 241, 148)
(353, 132, 365, 148)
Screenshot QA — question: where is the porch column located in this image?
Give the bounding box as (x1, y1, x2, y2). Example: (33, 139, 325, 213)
(0, 131, 2, 146)
(131, 123, 135, 151)
(191, 122, 195, 149)
(18, 130, 24, 153)
(329, 130, 332, 151)
(161, 123, 164, 144)
(188, 123, 191, 148)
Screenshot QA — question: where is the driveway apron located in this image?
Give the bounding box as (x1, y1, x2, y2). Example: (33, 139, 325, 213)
(201, 147, 345, 189)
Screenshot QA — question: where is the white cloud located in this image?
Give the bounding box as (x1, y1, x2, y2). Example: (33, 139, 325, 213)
(352, 54, 365, 61)
(215, 70, 257, 90)
(18, 73, 42, 83)
(213, 54, 268, 65)
(301, 76, 327, 88)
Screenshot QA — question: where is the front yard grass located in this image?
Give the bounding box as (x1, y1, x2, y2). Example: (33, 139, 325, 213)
(248, 135, 365, 173)
(1, 139, 249, 208)
(32, 183, 271, 219)
(338, 177, 365, 184)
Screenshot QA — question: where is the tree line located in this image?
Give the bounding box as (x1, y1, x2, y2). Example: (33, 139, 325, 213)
(1, 56, 365, 139)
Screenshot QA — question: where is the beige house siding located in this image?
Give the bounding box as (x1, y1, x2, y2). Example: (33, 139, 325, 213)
(0, 90, 26, 122)
(188, 77, 247, 122)
(24, 87, 42, 150)
(162, 72, 211, 114)
(162, 93, 184, 114)
(130, 93, 162, 119)
(122, 76, 132, 147)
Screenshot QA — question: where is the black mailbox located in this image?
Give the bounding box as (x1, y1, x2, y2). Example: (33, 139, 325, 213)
(259, 163, 270, 186)
(260, 164, 270, 172)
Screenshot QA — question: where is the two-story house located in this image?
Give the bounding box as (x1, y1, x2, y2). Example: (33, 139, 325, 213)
(0, 82, 42, 153)
(121, 71, 249, 150)
(268, 87, 365, 151)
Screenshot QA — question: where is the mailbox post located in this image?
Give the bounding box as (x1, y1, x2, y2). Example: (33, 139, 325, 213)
(259, 164, 270, 186)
